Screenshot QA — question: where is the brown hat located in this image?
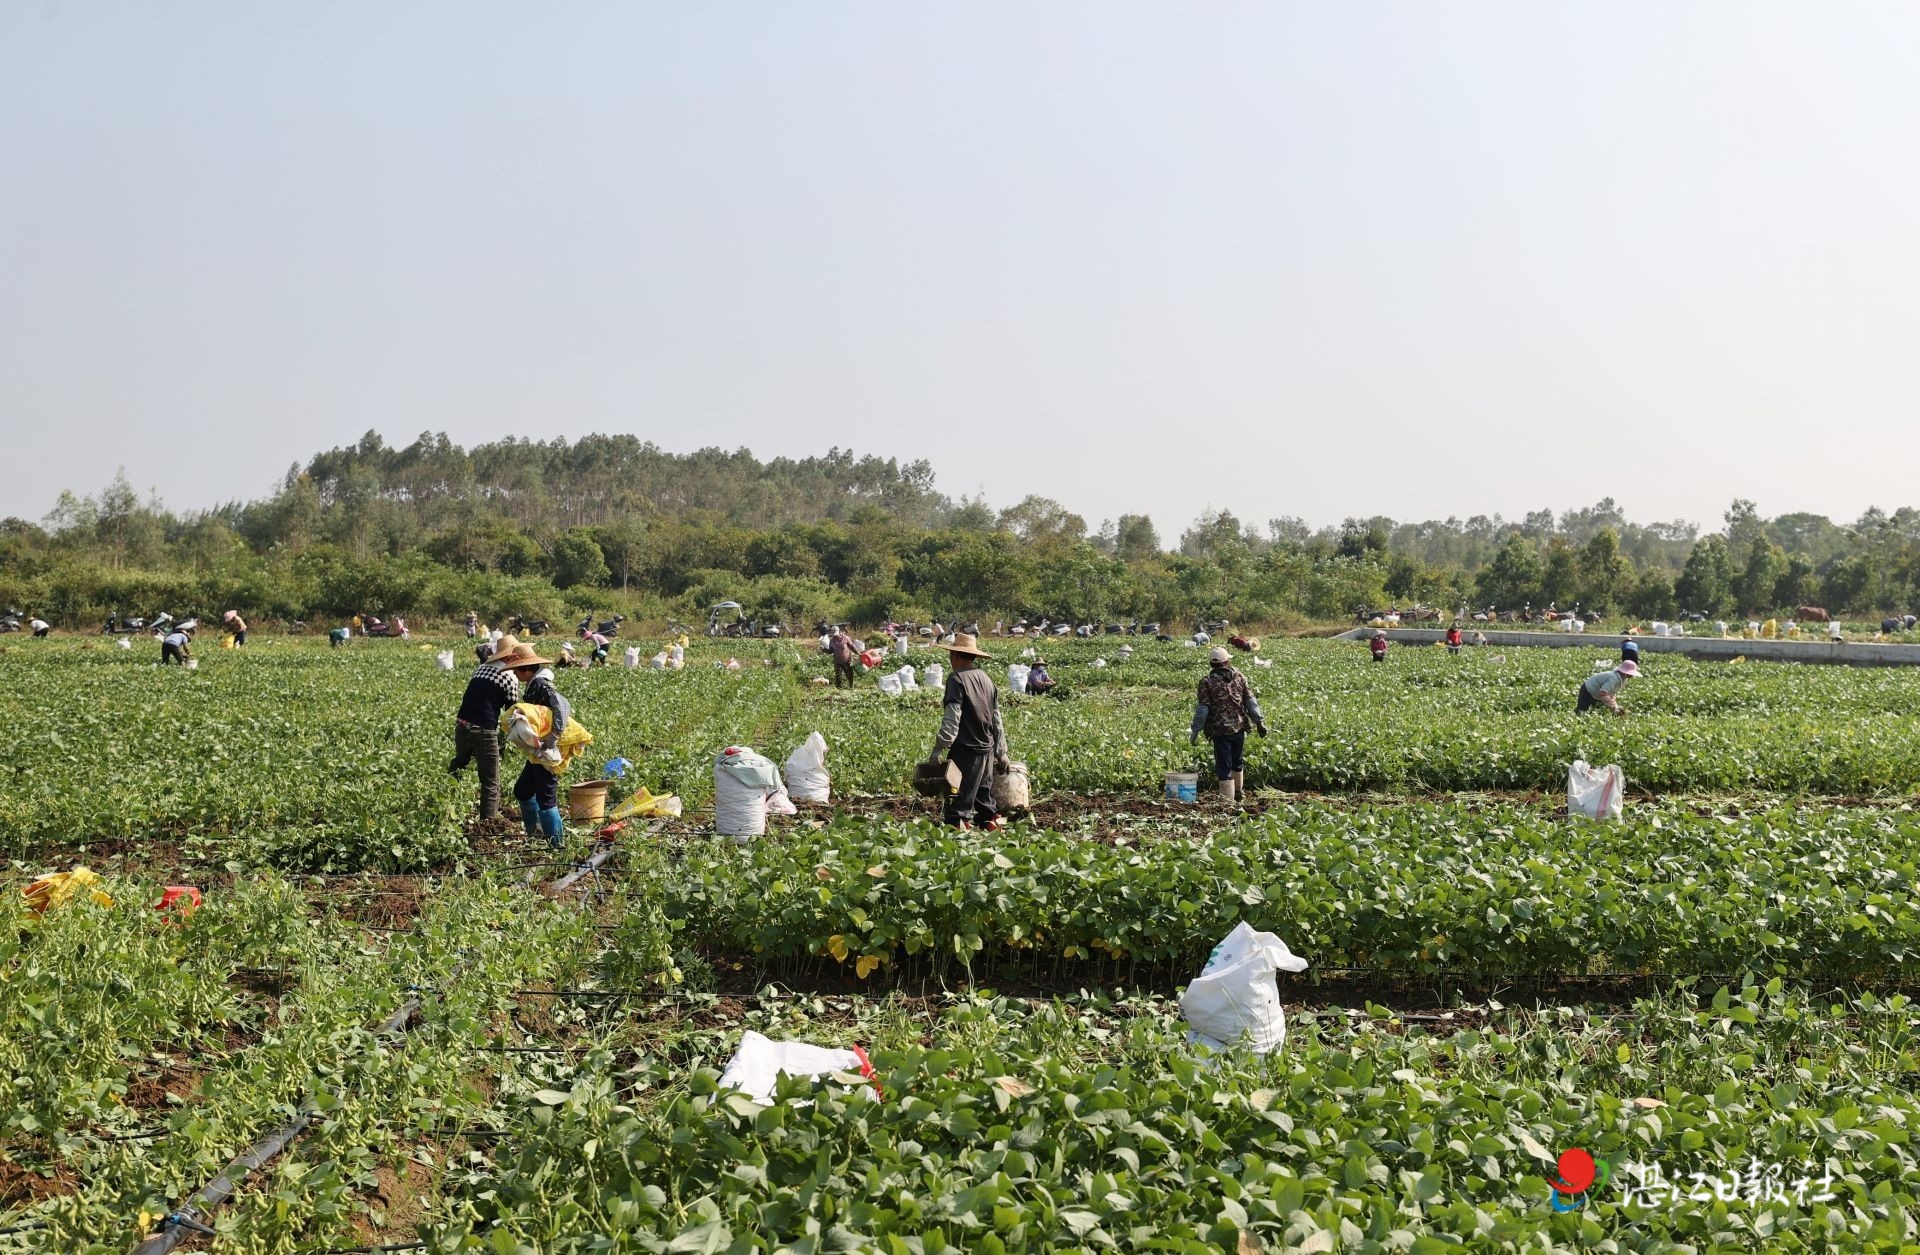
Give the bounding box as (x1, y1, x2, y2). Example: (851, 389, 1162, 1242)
(485, 633, 523, 661)
(942, 632, 993, 659)
(491, 640, 552, 669)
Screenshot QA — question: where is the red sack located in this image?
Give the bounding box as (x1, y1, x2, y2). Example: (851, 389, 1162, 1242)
(156, 885, 203, 923)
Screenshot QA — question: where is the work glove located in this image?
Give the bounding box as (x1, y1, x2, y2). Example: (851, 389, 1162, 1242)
(1188, 731, 1199, 746)
(1255, 722, 1268, 738)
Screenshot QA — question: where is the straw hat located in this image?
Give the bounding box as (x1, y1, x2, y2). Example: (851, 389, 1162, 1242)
(491, 639, 552, 669)
(942, 632, 993, 659)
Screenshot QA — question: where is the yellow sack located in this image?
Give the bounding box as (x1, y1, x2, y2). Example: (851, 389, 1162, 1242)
(24, 867, 115, 916)
(501, 702, 594, 773)
(609, 788, 684, 821)
(221, 634, 237, 649)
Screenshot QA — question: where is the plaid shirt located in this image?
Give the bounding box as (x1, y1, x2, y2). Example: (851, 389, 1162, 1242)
(457, 662, 521, 727)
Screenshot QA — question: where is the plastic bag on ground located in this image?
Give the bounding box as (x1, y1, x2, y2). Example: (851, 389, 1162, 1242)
(1180, 922, 1309, 1055)
(896, 665, 917, 690)
(923, 663, 944, 690)
(23, 867, 115, 916)
(716, 1030, 880, 1106)
(436, 650, 455, 671)
(767, 789, 797, 816)
(784, 732, 831, 804)
(1567, 759, 1625, 821)
(877, 672, 904, 697)
(1006, 663, 1030, 694)
(609, 788, 684, 821)
(650, 651, 668, 669)
(715, 746, 785, 839)
(624, 646, 642, 668)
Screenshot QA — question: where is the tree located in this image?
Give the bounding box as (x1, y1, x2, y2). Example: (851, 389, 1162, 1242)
(998, 496, 1085, 546)
(549, 528, 610, 588)
(1474, 534, 1543, 610)
(1675, 536, 1734, 615)
(1724, 499, 1766, 556)
(1733, 538, 1785, 615)
(1625, 567, 1677, 619)
(1575, 528, 1630, 613)
(595, 517, 650, 591)
(1113, 514, 1160, 561)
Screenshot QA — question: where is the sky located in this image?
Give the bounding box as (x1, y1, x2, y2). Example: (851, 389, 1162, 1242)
(3, 2, 1919, 538)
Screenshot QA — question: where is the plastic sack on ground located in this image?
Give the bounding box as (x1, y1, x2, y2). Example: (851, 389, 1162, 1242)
(669, 644, 685, 669)
(609, 788, 684, 821)
(623, 646, 642, 668)
(716, 1030, 880, 1107)
(1567, 759, 1625, 821)
(1180, 922, 1309, 1055)
(995, 761, 1030, 811)
(923, 663, 944, 690)
(436, 650, 455, 670)
(877, 672, 904, 697)
(715, 746, 785, 839)
(767, 789, 797, 816)
(784, 732, 831, 804)
(500, 703, 594, 772)
(23, 867, 115, 916)
(650, 651, 668, 669)
(1006, 663, 1030, 694)
(896, 665, 917, 690)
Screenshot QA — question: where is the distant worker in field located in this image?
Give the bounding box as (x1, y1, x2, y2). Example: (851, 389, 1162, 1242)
(449, 634, 523, 822)
(466, 609, 479, 639)
(1578, 658, 1640, 715)
(330, 626, 351, 648)
(1190, 646, 1267, 803)
(1621, 637, 1641, 665)
(1370, 629, 1389, 662)
(223, 610, 247, 647)
(1446, 623, 1463, 655)
(1026, 657, 1057, 696)
(924, 633, 1009, 831)
(828, 624, 857, 688)
(29, 616, 49, 638)
(160, 625, 193, 666)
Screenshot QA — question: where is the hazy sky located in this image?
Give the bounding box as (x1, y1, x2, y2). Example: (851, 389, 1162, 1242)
(4, 2, 1918, 537)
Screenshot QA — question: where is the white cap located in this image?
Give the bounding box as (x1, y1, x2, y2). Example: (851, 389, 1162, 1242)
(1209, 646, 1231, 663)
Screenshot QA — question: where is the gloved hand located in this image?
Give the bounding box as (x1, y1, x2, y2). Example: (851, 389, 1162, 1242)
(1255, 722, 1268, 738)
(994, 754, 1010, 773)
(1188, 731, 1199, 746)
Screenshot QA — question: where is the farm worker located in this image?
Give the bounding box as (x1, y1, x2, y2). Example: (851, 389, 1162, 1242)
(329, 626, 351, 648)
(222, 610, 247, 647)
(160, 626, 193, 665)
(29, 616, 49, 638)
(449, 634, 524, 822)
(1370, 629, 1389, 662)
(1189, 646, 1267, 803)
(1578, 658, 1640, 715)
(499, 643, 571, 848)
(1026, 658, 1057, 695)
(828, 625, 857, 688)
(585, 631, 611, 665)
(1621, 638, 1641, 665)
(465, 610, 479, 639)
(923, 633, 1009, 831)
(1446, 624, 1463, 655)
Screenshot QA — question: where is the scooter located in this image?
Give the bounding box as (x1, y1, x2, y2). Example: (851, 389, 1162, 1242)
(507, 614, 552, 637)
(0, 609, 22, 633)
(578, 614, 625, 638)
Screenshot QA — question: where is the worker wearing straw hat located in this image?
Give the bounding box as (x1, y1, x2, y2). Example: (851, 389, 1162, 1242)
(449, 634, 526, 823)
(924, 633, 1010, 831)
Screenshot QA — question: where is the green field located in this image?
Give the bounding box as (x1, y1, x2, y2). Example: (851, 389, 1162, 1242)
(2, 634, 1917, 1251)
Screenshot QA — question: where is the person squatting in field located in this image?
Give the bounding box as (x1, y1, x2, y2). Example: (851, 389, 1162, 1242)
(1579, 658, 1640, 714)
(925, 632, 1009, 831)
(1190, 646, 1266, 802)
(449, 634, 524, 821)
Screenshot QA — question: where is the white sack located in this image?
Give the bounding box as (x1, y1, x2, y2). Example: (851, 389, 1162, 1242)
(784, 732, 831, 804)
(717, 1030, 876, 1106)
(1006, 664, 1030, 695)
(1180, 922, 1309, 1055)
(623, 646, 642, 668)
(715, 746, 784, 839)
(1567, 759, 1625, 821)
(877, 672, 904, 697)
(995, 760, 1030, 810)
(923, 663, 944, 691)
(896, 664, 917, 690)
(436, 650, 456, 670)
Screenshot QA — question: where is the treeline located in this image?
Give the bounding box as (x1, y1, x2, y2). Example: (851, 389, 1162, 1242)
(4, 431, 1917, 629)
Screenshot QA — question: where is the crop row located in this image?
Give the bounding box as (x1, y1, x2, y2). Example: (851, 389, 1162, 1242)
(430, 982, 1920, 1252)
(666, 802, 1920, 983)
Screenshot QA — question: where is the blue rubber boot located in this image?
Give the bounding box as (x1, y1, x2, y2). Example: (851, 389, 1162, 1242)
(519, 797, 541, 842)
(539, 806, 566, 850)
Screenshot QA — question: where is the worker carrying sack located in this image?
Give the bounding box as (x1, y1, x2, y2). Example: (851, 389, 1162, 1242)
(1567, 760, 1625, 820)
(500, 702, 594, 772)
(784, 732, 831, 804)
(1180, 922, 1309, 1055)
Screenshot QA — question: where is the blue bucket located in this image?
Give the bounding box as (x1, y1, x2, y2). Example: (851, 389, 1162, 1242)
(1163, 771, 1199, 803)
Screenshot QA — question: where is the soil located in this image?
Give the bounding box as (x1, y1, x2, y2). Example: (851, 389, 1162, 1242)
(310, 875, 430, 928)
(348, 1155, 438, 1247)
(0, 1155, 76, 1208)
(124, 1058, 205, 1112)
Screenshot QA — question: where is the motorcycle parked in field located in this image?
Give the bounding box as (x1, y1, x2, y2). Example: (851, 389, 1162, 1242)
(578, 613, 625, 638)
(507, 614, 551, 637)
